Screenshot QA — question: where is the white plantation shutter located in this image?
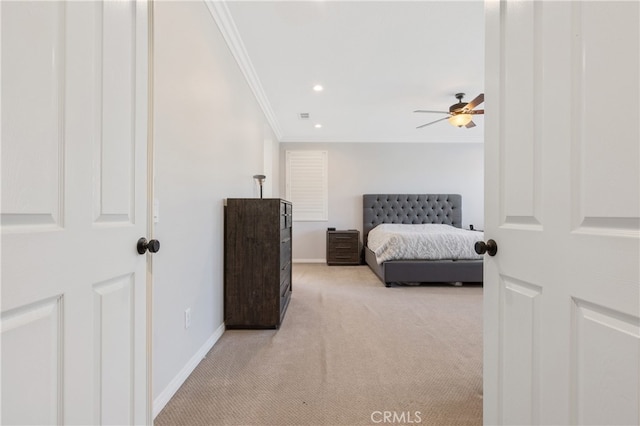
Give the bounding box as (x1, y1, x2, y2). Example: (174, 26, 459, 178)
(285, 150, 328, 221)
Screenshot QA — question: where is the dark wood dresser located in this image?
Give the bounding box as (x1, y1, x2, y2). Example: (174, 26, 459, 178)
(326, 229, 361, 265)
(224, 199, 292, 329)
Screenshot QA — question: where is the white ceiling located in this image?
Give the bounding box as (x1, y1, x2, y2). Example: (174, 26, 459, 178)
(214, 1, 485, 143)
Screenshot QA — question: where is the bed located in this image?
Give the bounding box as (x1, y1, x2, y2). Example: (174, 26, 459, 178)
(363, 194, 483, 287)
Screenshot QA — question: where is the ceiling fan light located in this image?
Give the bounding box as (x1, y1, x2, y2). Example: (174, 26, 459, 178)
(448, 114, 473, 127)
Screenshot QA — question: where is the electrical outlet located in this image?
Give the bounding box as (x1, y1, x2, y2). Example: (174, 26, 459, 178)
(184, 308, 191, 329)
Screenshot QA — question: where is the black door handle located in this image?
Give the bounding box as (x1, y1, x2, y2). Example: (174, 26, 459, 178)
(137, 237, 160, 255)
(475, 239, 497, 256)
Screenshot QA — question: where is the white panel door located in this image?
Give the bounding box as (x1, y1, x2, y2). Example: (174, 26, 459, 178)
(484, 1, 639, 424)
(1, 1, 150, 424)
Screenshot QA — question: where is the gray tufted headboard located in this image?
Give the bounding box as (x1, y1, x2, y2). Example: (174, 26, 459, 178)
(363, 194, 462, 247)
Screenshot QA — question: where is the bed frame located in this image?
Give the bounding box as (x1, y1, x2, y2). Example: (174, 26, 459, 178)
(363, 194, 483, 287)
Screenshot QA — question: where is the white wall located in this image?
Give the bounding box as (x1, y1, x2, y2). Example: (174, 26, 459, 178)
(280, 142, 484, 261)
(153, 1, 279, 415)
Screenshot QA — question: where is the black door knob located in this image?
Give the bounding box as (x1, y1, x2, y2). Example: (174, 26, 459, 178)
(474, 239, 498, 256)
(137, 237, 160, 255)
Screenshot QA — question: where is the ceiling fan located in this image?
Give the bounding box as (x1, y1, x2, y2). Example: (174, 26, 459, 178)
(414, 92, 484, 129)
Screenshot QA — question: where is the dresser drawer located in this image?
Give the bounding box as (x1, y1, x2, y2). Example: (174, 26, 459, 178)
(280, 226, 291, 243)
(280, 201, 292, 230)
(280, 241, 291, 270)
(280, 288, 291, 321)
(280, 261, 291, 287)
(280, 274, 291, 297)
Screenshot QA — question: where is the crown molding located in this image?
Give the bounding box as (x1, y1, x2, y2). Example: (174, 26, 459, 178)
(204, 0, 283, 140)
(278, 136, 484, 144)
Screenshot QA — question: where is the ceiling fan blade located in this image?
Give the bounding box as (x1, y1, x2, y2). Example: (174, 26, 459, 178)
(465, 93, 484, 111)
(413, 110, 450, 114)
(468, 109, 484, 115)
(416, 117, 449, 129)
(465, 121, 476, 128)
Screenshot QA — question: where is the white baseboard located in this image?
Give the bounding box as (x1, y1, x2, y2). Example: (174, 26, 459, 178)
(293, 258, 326, 263)
(153, 323, 225, 419)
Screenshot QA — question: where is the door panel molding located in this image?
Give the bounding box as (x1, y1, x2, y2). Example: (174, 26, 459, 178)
(571, 298, 640, 425)
(1, 1, 66, 231)
(0, 296, 64, 425)
(93, 274, 135, 425)
(93, 1, 137, 226)
(569, 1, 640, 237)
(500, 0, 543, 229)
(501, 276, 542, 426)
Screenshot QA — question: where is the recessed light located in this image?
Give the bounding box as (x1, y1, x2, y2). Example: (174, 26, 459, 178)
(313, 84, 323, 92)
(314, 124, 322, 128)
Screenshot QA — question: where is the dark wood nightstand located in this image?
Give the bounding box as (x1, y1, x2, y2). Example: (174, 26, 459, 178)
(326, 230, 361, 265)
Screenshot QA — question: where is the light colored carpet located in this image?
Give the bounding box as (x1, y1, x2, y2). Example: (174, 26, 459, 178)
(155, 264, 483, 426)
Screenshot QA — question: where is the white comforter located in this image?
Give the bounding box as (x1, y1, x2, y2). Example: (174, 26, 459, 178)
(367, 224, 483, 264)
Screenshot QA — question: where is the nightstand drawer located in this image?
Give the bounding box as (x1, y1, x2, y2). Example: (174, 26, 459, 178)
(328, 235, 358, 246)
(328, 251, 359, 264)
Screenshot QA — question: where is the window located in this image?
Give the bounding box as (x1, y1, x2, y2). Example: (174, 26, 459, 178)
(285, 150, 328, 221)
